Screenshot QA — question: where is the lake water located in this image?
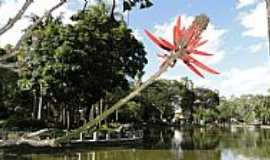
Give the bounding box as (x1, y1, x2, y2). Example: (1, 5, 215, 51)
(1, 126, 270, 160)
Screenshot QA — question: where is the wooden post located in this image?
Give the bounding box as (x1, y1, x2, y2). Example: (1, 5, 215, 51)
(93, 132, 98, 141)
(79, 132, 83, 141)
(106, 133, 110, 140)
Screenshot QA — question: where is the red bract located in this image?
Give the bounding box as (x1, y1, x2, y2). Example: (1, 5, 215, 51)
(144, 16, 220, 78)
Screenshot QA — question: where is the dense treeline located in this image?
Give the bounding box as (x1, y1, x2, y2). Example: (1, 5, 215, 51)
(116, 78, 219, 125)
(216, 95, 270, 125)
(116, 81, 270, 126)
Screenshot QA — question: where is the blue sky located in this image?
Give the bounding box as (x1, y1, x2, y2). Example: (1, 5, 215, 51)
(0, 0, 269, 97)
(126, 0, 270, 97)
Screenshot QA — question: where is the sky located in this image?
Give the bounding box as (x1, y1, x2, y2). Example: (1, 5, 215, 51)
(0, 0, 269, 97)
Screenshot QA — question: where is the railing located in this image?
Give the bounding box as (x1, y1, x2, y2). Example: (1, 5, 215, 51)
(0, 128, 144, 144)
(72, 130, 144, 143)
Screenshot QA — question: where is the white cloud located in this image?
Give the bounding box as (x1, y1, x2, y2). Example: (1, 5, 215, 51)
(152, 14, 226, 65)
(238, 2, 267, 38)
(0, 0, 82, 47)
(194, 63, 270, 97)
(249, 42, 267, 53)
(236, 0, 258, 9)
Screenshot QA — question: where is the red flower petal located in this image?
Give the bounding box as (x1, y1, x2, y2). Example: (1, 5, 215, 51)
(188, 38, 200, 49)
(144, 30, 174, 51)
(173, 26, 182, 46)
(185, 26, 196, 42)
(173, 16, 182, 46)
(194, 40, 208, 48)
(186, 55, 220, 74)
(159, 37, 176, 50)
(184, 61, 205, 78)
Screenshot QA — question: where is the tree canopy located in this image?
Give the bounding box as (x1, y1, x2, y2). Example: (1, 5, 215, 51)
(12, 4, 148, 128)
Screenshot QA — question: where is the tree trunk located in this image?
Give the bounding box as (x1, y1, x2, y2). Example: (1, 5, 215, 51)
(63, 106, 66, 127)
(59, 105, 63, 127)
(37, 84, 43, 120)
(67, 109, 70, 130)
(95, 103, 99, 119)
(50, 104, 58, 126)
(89, 105, 94, 121)
(160, 113, 163, 121)
(37, 96, 42, 120)
(99, 99, 103, 127)
(32, 92, 37, 119)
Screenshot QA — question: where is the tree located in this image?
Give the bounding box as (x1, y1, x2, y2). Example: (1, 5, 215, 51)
(193, 87, 219, 124)
(216, 99, 237, 124)
(17, 4, 148, 129)
(142, 80, 179, 122)
(178, 79, 195, 123)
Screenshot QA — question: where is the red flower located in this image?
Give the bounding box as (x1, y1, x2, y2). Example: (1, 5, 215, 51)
(145, 16, 220, 78)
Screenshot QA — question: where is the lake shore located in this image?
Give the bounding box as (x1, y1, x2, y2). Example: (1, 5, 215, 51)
(231, 124, 270, 129)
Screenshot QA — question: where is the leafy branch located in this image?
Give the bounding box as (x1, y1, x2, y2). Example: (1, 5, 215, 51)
(0, 0, 33, 36)
(0, 0, 67, 63)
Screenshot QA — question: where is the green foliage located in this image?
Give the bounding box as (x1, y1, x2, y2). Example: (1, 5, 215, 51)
(15, 4, 147, 128)
(192, 87, 219, 124)
(214, 95, 270, 125)
(109, 78, 222, 126)
(0, 67, 18, 118)
(19, 4, 147, 103)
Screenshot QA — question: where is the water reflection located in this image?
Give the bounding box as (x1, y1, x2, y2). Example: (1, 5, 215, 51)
(2, 127, 270, 160)
(172, 130, 183, 159)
